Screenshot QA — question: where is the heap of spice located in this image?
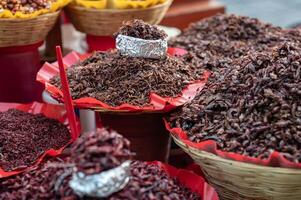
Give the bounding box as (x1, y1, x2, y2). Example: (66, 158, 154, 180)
(65, 128, 201, 200)
(0, 109, 70, 171)
(0, 158, 70, 200)
(168, 43, 301, 163)
(70, 128, 134, 175)
(114, 19, 167, 40)
(0, 128, 201, 200)
(0, 0, 55, 14)
(0, 162, 201, 200)
(50, 49, 200, 107)
(109, 161, 200, 200)
(169, 14, 301, 77)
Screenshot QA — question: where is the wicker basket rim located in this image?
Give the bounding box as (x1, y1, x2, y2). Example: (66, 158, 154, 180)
(171, 135, 301, 173)
(0, 11, 60, 21)
(67, 0, 172, 13)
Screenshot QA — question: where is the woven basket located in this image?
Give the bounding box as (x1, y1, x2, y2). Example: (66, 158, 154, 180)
(172, 135, 301, 200)
(0, 11, 60, 47)
(65, 0, 173, 36)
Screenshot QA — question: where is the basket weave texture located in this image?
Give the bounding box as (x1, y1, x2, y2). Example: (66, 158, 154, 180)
(65, 0, 173, 36)
(0, 11, 60, 48)
(172, 135, 301, 200)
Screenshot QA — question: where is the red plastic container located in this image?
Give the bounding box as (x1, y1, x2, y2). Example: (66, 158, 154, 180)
(0, 42, 43, 103)
(100, 112, 171, 162)
(86, 35, 115, 52)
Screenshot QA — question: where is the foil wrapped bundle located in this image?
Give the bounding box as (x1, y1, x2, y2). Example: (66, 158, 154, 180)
(69, 161, 131, 198)
(116, 34, 168, 59)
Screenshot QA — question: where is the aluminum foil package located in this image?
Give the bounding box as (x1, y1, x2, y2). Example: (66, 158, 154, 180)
(116, 34, 168, 59)
(69, 161, 131, 198)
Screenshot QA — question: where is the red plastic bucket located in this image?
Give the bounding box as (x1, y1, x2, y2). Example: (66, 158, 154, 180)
(86, 35, 115, 52)
(0, 42, 43, 103)
(99, 112, 171, 162)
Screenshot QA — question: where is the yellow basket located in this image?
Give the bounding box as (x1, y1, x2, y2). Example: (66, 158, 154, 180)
(0, 11, 60, 47)
(172, 135, 301, 200)
(0, 0, 70, 19)
(65, 0, 172, 36)
(73, 0, 167, 9)
(111, 0, 167, 9)
(75, 0, 107, 9)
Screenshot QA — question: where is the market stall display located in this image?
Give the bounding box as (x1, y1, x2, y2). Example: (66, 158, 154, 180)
(0, 0, 70, 102)
(166, 14, 301, 200)
(39, 20, 209, 111)
(0, 128, 215, 200)
(37, 49, 208, 112)
(2, 0, 301, 198)
(49, 50, 202, 107)
(37, 20, 209, 161)
(0, 102, 77, 178)
(65, 0, 173, 51)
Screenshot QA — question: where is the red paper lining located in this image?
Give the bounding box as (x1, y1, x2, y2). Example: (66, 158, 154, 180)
(0, 102, 79, 178)
(149, 161, 218, 200)
(164, 120, 301, 169)
(37, 49, 210, 112)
